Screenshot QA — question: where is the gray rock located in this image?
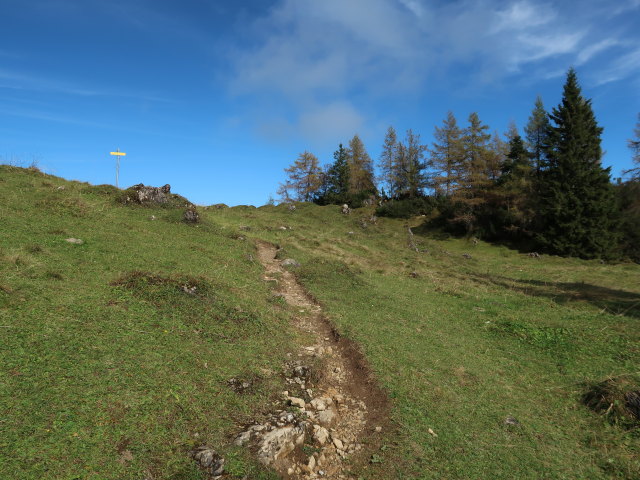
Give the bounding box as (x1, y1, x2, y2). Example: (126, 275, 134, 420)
(65, 238, 84, 245)
(129, 183, 171, 204)
(504, 415, 520, 426)
(316, 408, 337, 427)
(341, 204, 351, 215)
(281, 258, 300, 268)
(233, 431, 252, 446)
(313, 426, 330, 445)
(192, 446, 225, 477)
(257, 425, 305, 466)
(288, 397, 306, 408)
(183, 208, 199, 223)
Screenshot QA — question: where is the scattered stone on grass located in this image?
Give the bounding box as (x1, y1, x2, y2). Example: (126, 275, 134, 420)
(341, 204, 351, 215)
(183, 208, 199, 223)
(65, 238, 84, 245)
(282, 258, 301, 268)
(191, 446, 225, 478)
(504, 415, 520, 426)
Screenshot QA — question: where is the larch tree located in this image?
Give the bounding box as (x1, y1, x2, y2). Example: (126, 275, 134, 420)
(450, 112, 493, 232)
(347, 134, 376, 196)
(278, 151, 323, 202)
(538, 68, 618, 259)
(525, 95, 550, 174)
(430, 111, 464, 197)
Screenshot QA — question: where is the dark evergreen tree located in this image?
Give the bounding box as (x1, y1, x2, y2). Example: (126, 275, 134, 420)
(399, 129, 428, 198)
(626, 113, 640, 179)
(494, 134, 535, 239)
(537, 68, 618, 259)
(315, 144, 350, 205)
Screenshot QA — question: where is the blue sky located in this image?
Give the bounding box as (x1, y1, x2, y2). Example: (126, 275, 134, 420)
(1, 0, 639, 206)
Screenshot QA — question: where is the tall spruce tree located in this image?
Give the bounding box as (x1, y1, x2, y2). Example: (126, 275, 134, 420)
(400, 129, 428, 198)
(430, 111, 464, 196)
(538, 68, 617, 259)
(496, 134, 535, 236)
(626, 113, 640, 179)
(525, 96, 550, 174)
(316, 144, 350, 205)
(379, 126, 399, 197)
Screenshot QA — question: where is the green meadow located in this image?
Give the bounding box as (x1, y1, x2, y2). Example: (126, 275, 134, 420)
(1, 165, 638, 479)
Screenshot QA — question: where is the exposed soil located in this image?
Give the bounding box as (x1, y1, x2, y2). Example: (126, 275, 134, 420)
(241, 241, 390, 479)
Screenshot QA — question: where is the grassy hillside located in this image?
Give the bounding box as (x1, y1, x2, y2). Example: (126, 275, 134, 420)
(2, 165, 639, 479)
(0, 166, 292, 479)
(213, 202, 640, 479)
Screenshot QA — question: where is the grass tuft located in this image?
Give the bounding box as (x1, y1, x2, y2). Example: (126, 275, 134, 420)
(582, 376, 640, 428)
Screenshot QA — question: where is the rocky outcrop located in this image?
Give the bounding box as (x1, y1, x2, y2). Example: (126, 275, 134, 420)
(127, 183, 171, 205)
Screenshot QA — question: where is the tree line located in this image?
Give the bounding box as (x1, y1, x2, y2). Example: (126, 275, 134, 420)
(277, 69, 640, 261)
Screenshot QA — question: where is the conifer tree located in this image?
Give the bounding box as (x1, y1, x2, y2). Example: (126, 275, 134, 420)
(399, 129, 428, 198)
(525, 96, 550, 174)
(316, 144, 350, 205)
(430, 111, 464, 196)
(496, 134, 534, 234)
(450, 112, 492, 232)
(626, 113, 640, 179)
(379, 126, 399, 197)
(278, 151, 322, 202)
(538, 68, 618, 259)
(346, 135, 376, 196)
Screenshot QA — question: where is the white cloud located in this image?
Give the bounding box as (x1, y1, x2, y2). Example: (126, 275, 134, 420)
(594, 48, 640, 85)
(299, 102, 365, 145)
(226, 0, 640, 142)
(576, 38, 619, 66)
(492, 0, 555, 33)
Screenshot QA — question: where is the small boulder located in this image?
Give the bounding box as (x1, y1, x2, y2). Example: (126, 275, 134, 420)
(288, 397, 306, 409)
(313, 426, 330, 445)
(316, 408, 337, 427)
(257, 426, 305, 466)
(282, 258, 300, 268)
(183, 208, 199, 223)
(65, 238, 84, 245)
(504, 415, 520, 426)
(192, 446, 225, 478)
(341, 204, 351, 215)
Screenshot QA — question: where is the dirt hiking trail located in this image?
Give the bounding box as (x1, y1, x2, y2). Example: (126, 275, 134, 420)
(234, 241, 389, 479)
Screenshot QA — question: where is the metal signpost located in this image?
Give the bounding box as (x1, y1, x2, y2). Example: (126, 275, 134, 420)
(109, 149, 127, 188)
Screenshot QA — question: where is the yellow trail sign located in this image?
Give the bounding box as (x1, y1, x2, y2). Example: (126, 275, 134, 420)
(110, 151, 126, 156)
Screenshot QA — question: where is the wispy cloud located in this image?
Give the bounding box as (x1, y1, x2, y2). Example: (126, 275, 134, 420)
(227, 0, 640, 143)
(593, 48, 640, 85)
(576, 39, 619, 66)
(0, 69, 174, 103)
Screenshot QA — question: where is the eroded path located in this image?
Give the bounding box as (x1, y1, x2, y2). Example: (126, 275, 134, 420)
(234, 241, 388, 479)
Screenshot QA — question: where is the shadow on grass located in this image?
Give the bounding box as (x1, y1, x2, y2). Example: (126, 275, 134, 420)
(470, 274, 640, 318)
